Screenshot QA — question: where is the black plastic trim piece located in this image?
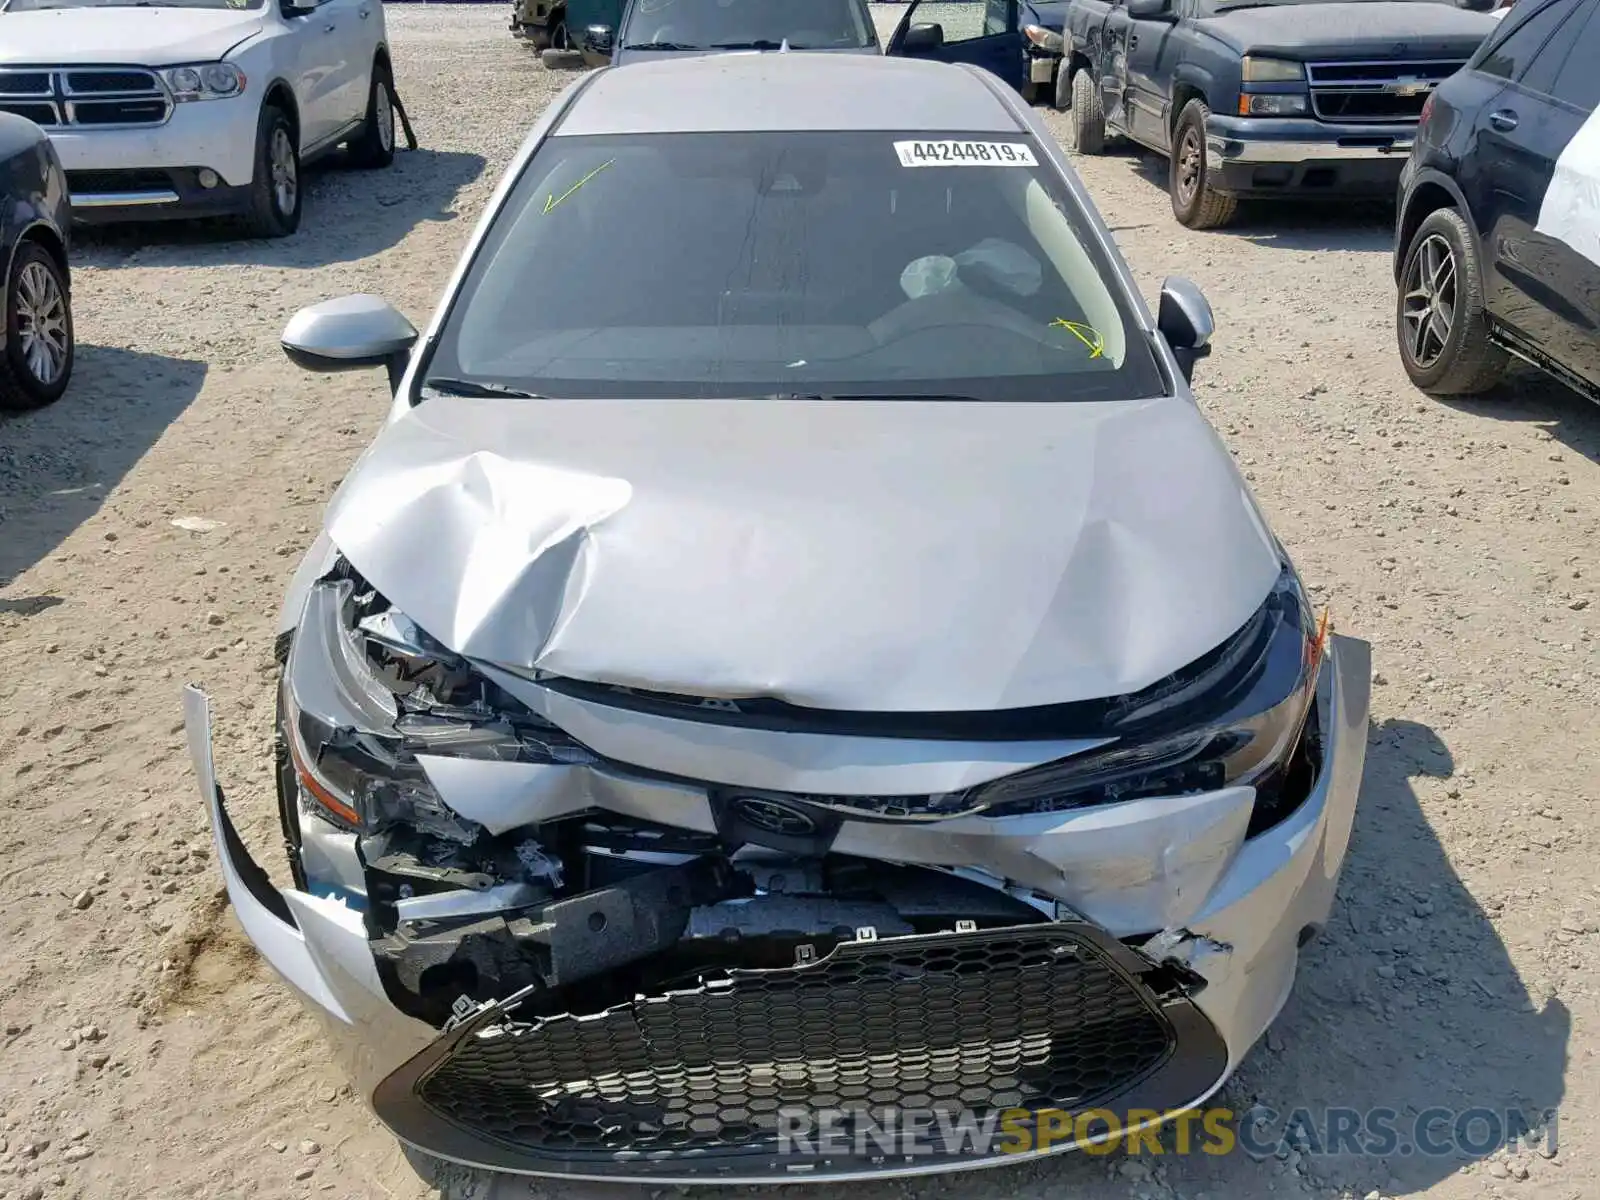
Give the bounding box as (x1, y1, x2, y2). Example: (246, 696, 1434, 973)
(372, 922, 1229, 1182)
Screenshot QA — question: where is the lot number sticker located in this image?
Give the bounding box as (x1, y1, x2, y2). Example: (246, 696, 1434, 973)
(894, 140, 1037, 168)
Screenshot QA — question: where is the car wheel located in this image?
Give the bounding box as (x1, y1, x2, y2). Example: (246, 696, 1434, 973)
(1170, 100, 1237, 230)
(1396, 207, 1507, 396)
(0, 240, 73, 411)
(1069, 69, 1105, 155)
(1054, 58, 1073, 110)
(348, 61, 396, 170)
(243, 104, 302, 239)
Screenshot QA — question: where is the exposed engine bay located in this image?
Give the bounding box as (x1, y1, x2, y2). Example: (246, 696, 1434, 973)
(277, 565, 1092, 1028)
(277, 558, 1325, 1029)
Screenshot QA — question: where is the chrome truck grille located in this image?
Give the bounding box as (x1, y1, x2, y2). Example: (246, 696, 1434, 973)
(0, 68, 171, 129)
(1306, 60, 1467, 124)
(373, 924, 1232, 1179)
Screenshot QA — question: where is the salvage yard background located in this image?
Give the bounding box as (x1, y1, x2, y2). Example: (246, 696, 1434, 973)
(0, 7, 1596, 1199)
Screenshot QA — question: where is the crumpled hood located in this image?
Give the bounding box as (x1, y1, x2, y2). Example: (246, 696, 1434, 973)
(324, 395, 1281, 713)
(0, 8, 263, 67)
(1200, 2, 1496, 59)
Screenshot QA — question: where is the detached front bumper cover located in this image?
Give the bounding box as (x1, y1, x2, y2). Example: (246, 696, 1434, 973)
(184, 634, 1369, 1183)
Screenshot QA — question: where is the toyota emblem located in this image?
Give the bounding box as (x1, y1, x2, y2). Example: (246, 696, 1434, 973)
(730, 796, 820, 836)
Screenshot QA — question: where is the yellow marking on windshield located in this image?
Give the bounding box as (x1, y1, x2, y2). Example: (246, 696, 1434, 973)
(543, 160, 615, 215)
(1051, 318, 1104, 358)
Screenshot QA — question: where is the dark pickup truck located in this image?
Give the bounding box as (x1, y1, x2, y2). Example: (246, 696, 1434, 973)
(1058, 0, 1499, 227)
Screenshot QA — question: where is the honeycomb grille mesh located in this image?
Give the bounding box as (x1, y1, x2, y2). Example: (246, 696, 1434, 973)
(417, 929, 1174, 1158)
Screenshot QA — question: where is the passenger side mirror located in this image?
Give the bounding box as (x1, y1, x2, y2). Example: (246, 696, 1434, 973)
(583, 24, 615, 56)
(1157, 276, 1213, 383)
(282, 295, 419, 392)
(901, 22, 945, 52)
(1126, 0, 1174, 18)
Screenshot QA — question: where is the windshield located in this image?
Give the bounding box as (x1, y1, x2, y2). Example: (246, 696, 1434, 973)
(618, 0, 875, 50)
(2, 0, 264, 9)
(423, 131, 1164, 403)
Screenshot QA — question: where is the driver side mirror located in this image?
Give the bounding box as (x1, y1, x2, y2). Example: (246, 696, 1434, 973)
(282, 295, 419, 392)
(1157, 276, 1213, 383)
(582, 23, 615, 56)
(1126, 0, 1175, 18)
(901, 22, 945, 53)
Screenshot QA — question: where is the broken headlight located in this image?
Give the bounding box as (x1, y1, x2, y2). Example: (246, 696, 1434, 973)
(281, 573, 590, 842)
(975, 565, 1326, 819)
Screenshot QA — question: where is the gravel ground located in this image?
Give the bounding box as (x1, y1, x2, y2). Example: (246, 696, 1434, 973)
(0, 7, 1596, 1200)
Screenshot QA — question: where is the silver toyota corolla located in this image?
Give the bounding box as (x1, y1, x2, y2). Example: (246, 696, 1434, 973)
(185, 52, 1370, 1186)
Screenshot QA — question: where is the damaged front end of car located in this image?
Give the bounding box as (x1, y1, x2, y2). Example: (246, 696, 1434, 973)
(186, 555, 1369, 1183)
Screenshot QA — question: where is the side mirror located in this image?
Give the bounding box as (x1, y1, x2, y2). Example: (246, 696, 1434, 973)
(1126, 0, 1174, 18)
(282, 295, 418, 392)
(582, 23, 615, 55)
(901, 22, 945, 53)
(1157, 276, 1213, 383)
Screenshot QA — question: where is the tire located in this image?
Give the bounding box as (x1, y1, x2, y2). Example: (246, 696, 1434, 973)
(0, 240, 72, 411)
(1054, 58, 1073, 110)
(1069, 68, 1105, 155)
(549, 9, 570, 49)
(347, 61, 396, 170)
(1169, 99, 1238, 230)
(243, 104, 301, 239)
(1396, 206, 1507, 396)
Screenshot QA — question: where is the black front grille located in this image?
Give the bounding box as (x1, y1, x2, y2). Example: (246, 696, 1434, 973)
(67, 169, 177, 194)
(63, 69, 155, 93)
(0, 66, 169, 128)
(72, 99, 169, 126)
(0, 72, 51, 95)
(415, 926, 1175, 1161)
(0, 102, 59, 126)
(1307, 59, 1465, 124)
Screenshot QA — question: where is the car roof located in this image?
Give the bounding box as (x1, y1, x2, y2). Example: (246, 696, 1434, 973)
(554, 54, 1026, 137)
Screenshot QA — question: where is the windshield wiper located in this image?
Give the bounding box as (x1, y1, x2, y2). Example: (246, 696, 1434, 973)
(707, 39, 790, 49)
(620, 41, 704, 50)
(422, 378, 543, 399)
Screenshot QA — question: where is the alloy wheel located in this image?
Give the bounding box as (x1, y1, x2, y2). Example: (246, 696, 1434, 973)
(15, 260, 68, 386)
(270, 126, 298, 215)
(377, 84, 395, 154)
(1176, 128, 1202, 206)
(1401, 233, 1457, 370)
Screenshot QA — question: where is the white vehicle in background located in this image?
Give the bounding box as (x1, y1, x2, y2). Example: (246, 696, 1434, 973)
(0, 0, 400, 237)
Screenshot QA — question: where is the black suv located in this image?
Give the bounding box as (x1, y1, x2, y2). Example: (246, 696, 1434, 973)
(1394, 0, 1600, 400)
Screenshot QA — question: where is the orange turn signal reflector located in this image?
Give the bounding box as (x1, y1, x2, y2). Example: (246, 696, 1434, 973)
(286, 723, 361, 827)
(1306, 607, 1331, 677)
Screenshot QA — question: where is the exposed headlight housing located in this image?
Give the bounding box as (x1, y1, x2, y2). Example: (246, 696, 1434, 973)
(161, 62, 246, 102)
(1240, 56, 1305, 83)
(973, 565, 1327, 831)
(281, 571, 593, 844)
(1238, 93, 1309, 116)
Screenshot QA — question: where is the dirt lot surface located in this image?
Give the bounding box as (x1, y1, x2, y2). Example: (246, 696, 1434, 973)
(1, 8, 1597, 1200)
